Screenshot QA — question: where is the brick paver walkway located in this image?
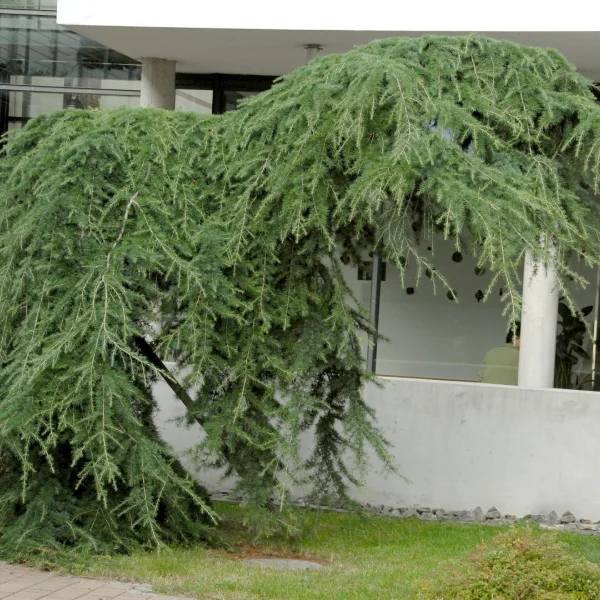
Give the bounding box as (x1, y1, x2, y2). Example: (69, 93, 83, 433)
(0, 563, 189, 600)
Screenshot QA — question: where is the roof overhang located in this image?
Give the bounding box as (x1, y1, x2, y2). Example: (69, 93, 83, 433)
(58, 0, 600, 79)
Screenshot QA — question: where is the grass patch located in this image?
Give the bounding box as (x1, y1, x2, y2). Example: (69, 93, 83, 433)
(28, 504, 600, 600)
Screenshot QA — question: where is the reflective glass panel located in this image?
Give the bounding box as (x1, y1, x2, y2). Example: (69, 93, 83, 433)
(342, 236, 599, 385)
(176, 89, 212, 114)
(0, 13, 140, 85)
(0, 1, 57, 8)
(224, 90, 258, 112)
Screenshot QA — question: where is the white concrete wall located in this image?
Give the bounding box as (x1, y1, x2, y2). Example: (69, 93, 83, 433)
(154, 375, 600, 520)
(359, 378, 600, 518)
(153, 375, 235, 493)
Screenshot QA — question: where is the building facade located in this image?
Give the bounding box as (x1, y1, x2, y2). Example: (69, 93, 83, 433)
(0, 0, 277, 137)
(4, 0, 600, 516)
(47, 0, 600, 387)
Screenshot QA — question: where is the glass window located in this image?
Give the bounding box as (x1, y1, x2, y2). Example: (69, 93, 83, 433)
(0, 1, 56, 8)
(0, 11, 141, 134)
(0, 14, 140, 82)
(8, 86, 139, 115)
(6, 74, 139, 117)
(350, 235, 600, 384)
(9, 88, 61, 116)
(371, 239, 508, 381)
(176, 89, 212, 114)
(223, 90, 258, 112)
(1, 90, 141, 143)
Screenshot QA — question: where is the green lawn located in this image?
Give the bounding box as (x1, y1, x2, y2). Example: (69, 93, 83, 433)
(44, 504, 600, 600)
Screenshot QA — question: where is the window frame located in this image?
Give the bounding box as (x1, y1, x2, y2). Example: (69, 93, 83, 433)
(175, 73, 277, 114)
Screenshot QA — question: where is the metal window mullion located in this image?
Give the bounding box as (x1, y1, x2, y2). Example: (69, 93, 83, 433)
(211, 75, 224, 114)
(366, 204, 384, 375)
(590, 267, 600, 390)
(0, 83, 140, 96)
(366, 252, 383, 374)
(0, 8, 56, 17)
(0, 71, 9, 140)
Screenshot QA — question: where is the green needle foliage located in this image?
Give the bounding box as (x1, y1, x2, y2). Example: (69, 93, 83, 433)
(2, 34, 600, 556)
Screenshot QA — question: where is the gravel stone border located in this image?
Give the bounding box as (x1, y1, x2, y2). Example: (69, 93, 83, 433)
(209, 491, 600, 536)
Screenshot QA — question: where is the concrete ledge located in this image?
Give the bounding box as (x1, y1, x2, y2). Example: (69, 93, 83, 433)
(153, 375, 600, 520)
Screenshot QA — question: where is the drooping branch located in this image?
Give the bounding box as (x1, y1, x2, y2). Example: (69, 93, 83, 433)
(133, 335, 283, 507)
(133, 335, 194, 409)
(1, 34, 600, 556)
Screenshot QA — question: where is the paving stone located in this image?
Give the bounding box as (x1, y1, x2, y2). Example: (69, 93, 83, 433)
(245, 558, 323, 571)
(85, 588, 130, 599)
(29, 578, 80, 592)
(0, 582, 39, 594)
(126, 595, 190, 600)
(98, 584, 134, 591)
(9, 590, 53, 599)
(0, 568, 31, 578)
(65, 582, 108, 593)
(8, 597, 55, 600)
(0, 565, 189, 600)
(44, 591, 87, 600)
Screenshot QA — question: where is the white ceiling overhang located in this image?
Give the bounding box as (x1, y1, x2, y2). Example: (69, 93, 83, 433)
(58, 0, 600, 80)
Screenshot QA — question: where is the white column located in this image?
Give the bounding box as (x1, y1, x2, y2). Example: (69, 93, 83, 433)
(140, 58, 176, 109)
(518, 251, 559, 388)
(305, 44, 323, 63)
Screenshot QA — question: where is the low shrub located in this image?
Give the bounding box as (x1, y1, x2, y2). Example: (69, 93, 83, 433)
(419, 526, 600, 599)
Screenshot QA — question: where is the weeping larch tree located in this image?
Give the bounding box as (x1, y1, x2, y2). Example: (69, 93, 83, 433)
(1, 35, 600, 557)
